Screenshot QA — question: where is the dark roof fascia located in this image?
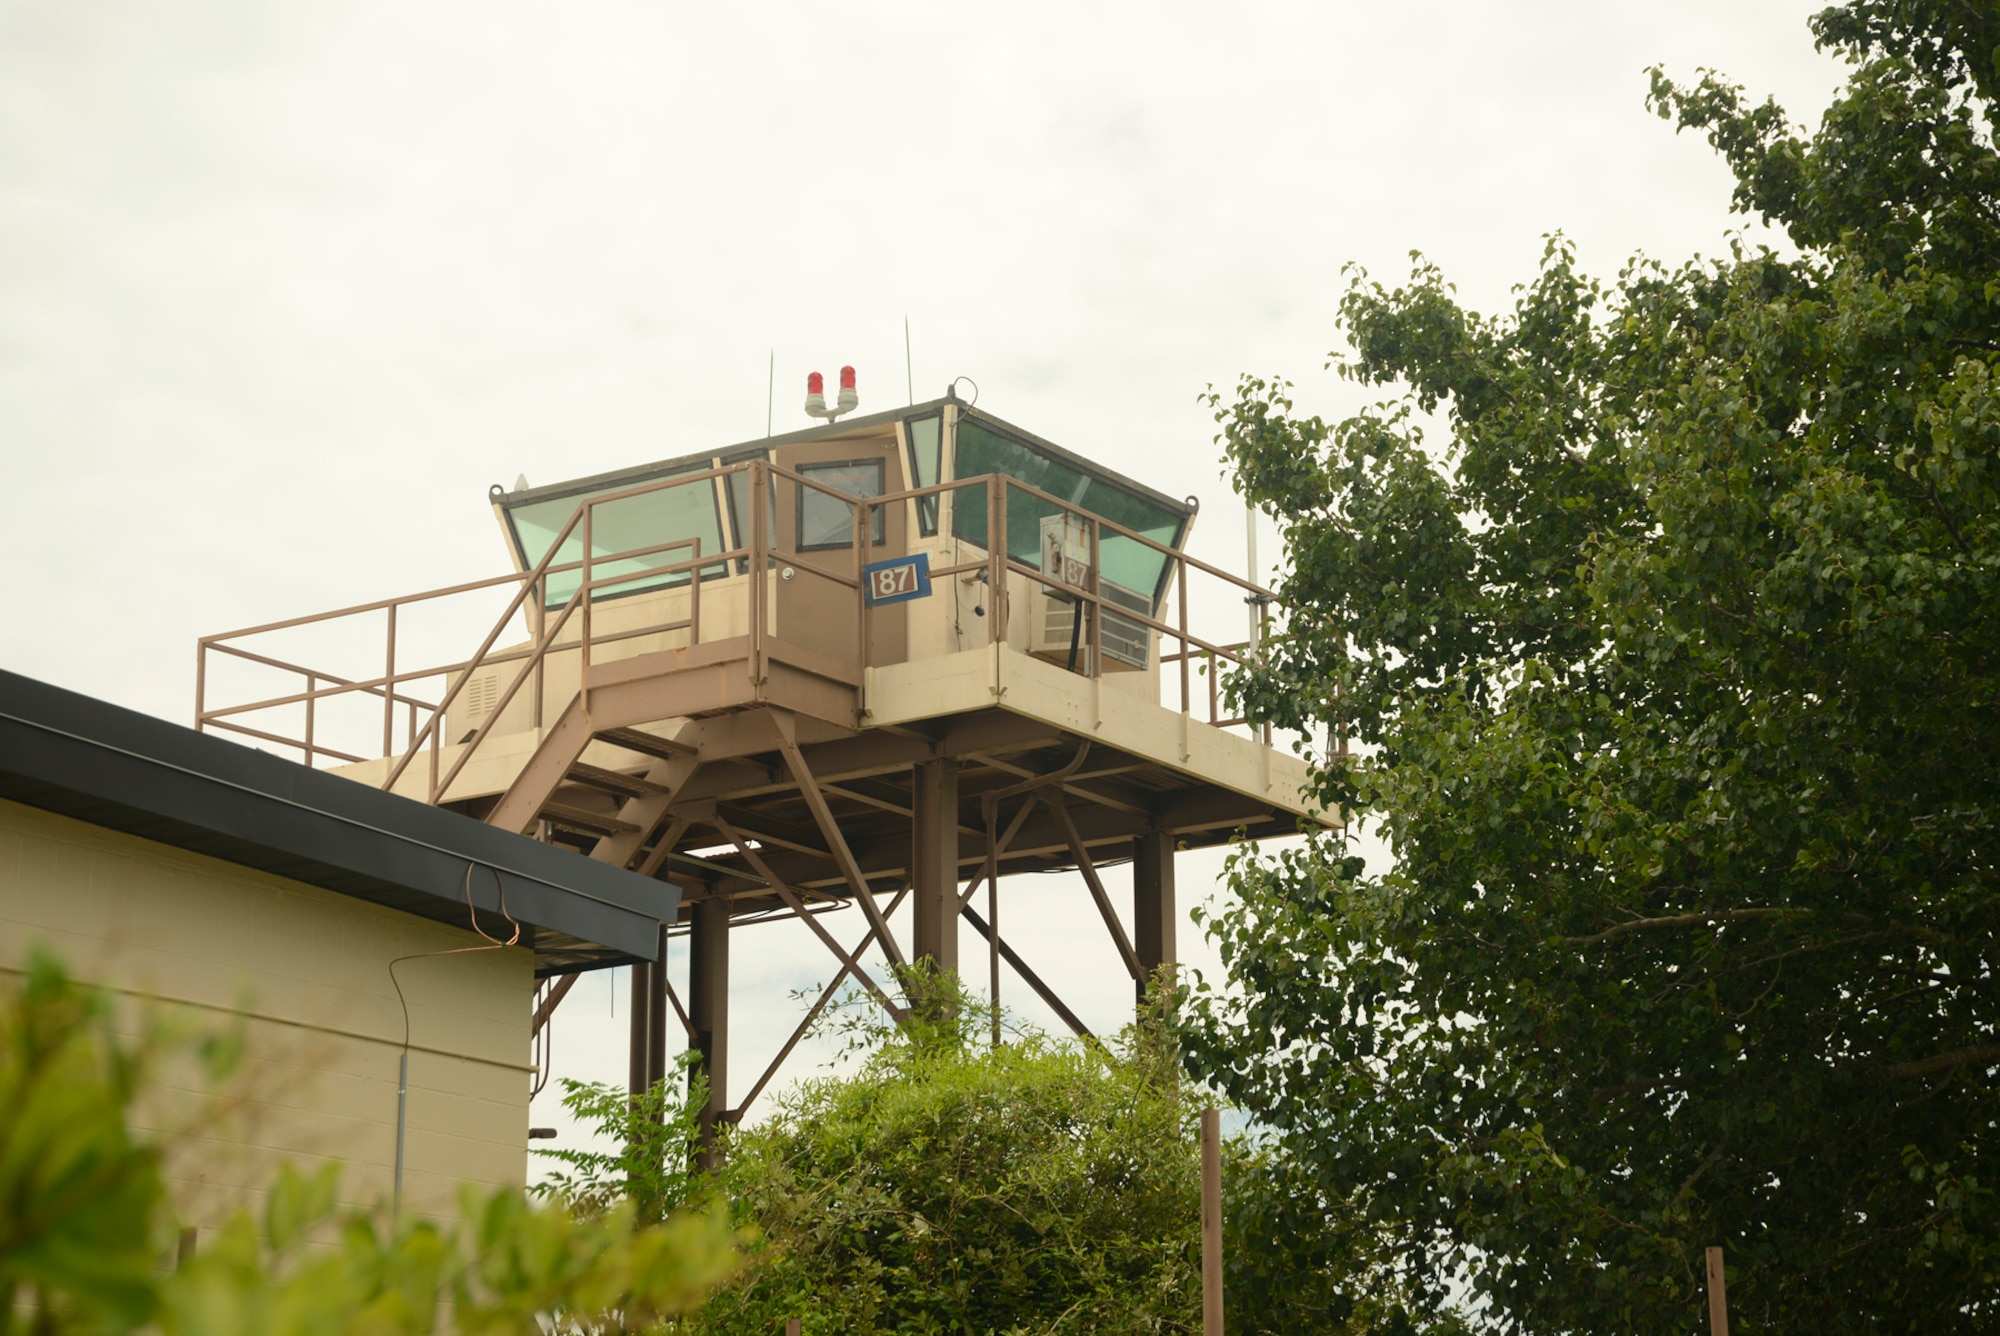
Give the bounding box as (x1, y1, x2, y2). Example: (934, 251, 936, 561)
(494, 397, 956, 509)
(0, 670, 674, 971)
(955, 406, 1197, 522)
(491, 397, 1196, 525)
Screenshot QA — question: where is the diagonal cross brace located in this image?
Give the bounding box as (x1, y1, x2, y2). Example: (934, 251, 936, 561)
(531, 972, 580, 1038)
(773, 714, 908, 969)
(711, 813, 906, 1025)
(957, 795, 1037, 913)
(1042, 792, 1146, 985)
(732, 888, 910, 1123)
(532, 814, 691, 1041)
(960, 904, 1096, 1042)
(635, 815, 691, 880)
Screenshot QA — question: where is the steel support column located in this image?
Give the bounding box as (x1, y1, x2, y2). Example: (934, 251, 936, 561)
(1133, 829, 1177, 1005)
(627, 956, 654, 1099)
(689, 896, 730, 1166)
(647, 921, 668, 1089)
(627, 922, 672, 1100)
(910, 759, 960, 977)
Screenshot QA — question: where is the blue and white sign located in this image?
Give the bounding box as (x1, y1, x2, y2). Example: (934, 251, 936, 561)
(861, 552, 933, 606)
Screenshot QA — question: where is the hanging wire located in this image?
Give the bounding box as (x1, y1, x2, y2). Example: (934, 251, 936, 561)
(386, 863, 522, 1221)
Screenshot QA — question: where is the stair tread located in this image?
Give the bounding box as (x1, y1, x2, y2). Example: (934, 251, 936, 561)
(597, 726, 699, 761)
(540, 801, 639, 837)
(566, 761, 669, 798)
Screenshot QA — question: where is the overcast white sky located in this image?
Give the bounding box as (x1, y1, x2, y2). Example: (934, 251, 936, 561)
(2, 2, 1851, 1148)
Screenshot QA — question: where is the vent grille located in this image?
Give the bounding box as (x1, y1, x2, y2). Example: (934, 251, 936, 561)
(463, 671, 500, 720)
(1099, 581, 1153, 669)
(1036, 580, 1153, 670)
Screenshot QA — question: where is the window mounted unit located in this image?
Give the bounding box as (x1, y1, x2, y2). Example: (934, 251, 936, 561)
(1030, 578, 1155, 673)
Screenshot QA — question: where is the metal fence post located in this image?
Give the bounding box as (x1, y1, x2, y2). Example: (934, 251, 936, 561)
(1202, 1106, 1223, 1335)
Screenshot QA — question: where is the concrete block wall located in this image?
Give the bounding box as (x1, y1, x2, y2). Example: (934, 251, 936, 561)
(0, 797, 534, 1235)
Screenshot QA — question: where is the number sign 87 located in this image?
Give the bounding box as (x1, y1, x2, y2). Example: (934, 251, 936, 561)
(862, 554, 932, 606)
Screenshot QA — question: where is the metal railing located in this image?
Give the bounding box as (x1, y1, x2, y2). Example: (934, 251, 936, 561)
(195, 461, 1287, 788)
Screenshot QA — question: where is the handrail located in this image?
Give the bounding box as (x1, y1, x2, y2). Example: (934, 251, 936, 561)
(195, 458, 1288, 770)
(377, 475, 606, 793)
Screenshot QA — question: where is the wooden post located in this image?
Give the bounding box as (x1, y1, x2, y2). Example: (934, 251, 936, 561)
(1202, 1107, 1223, 1336)
(1706, 1245, 1729, 1336)
(784, 1320, 801, 1336)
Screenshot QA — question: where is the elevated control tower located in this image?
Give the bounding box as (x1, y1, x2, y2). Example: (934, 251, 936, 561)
(196, 386, 1329, 1143)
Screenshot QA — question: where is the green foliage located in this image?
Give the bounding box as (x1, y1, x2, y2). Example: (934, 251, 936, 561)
(1188, 4, 2000, 1331)
(0, 951, 737, 1333)
(682, 997, 1202, 1334)
(534, 980, 1437, 1334)
(534, 1059, 710, 1225)
(0, 949, 190, 1333)
(161, 1164, 738, 1335)
(1224, 1142, 1469, 1336)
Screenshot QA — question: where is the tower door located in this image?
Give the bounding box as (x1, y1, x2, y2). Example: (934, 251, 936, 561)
(771, 435, 909, 670)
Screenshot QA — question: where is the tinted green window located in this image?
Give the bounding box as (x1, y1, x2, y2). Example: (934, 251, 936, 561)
(905, 414, 942, 535)
(950, 421, 1182, 601)
(508, 465, 727, 608)
(797, 459, 887, 551)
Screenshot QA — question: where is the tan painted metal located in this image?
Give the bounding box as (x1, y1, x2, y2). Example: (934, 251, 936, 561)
(191, 414, 1335, 1117)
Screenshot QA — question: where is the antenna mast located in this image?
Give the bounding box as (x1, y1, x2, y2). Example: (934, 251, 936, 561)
(1246, 503, 1260, 649)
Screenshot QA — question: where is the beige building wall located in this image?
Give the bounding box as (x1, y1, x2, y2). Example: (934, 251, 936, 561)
(0, 796, 534, 1233)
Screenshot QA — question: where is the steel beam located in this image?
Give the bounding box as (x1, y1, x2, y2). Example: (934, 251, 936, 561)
(960, 905, 1094, 1041)
(646, 920, 668, 1095)
(774, 715, 908, 968)
(1042, 793, 1145, 985)
(628, 955, 654, 1099)
(710, 815, 905, 1024)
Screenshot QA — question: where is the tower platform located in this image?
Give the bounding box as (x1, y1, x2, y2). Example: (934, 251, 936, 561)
(195, 392, 1331, 1131)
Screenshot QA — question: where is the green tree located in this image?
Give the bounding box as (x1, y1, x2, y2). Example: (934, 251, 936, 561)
(1187, 3, 2000, 1330)
(538, 981, 1443, 1334)
(681, 1001, 1204, 1335)
(535, 1060, 711, 1226)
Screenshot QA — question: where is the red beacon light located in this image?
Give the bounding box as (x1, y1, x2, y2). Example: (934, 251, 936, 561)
(804, 365, 859, 422)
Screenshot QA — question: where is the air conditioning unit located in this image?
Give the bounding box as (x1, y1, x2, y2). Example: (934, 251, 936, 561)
(1030, 579, 1154, 672)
